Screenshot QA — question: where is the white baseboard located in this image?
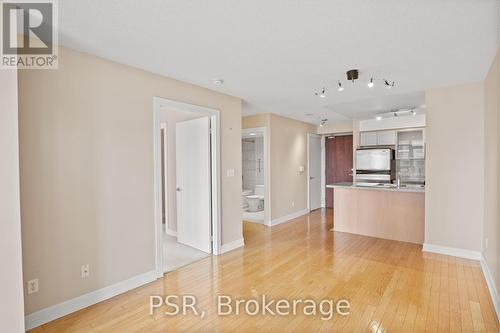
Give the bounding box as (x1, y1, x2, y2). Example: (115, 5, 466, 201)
(242, 218, 266, 225)
(269, 208, 309, 226)
(25, 270, 157, 331)
(165, 228, 177, 237)
(219, 238, 244, 254)
(422, 243, 482, 261)
(480, 255, 500, 322)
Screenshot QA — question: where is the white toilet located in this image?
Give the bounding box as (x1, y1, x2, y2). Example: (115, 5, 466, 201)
(245, 185, 264, 212)
(241, 189, 253, 210)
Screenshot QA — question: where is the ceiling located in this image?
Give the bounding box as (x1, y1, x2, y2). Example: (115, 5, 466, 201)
(58, 0, 498, 125)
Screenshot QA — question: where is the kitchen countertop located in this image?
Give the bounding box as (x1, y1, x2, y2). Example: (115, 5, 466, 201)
(326, 182, 425, 193)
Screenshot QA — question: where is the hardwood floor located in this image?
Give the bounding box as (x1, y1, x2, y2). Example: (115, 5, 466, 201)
(30, 209, 499, 332)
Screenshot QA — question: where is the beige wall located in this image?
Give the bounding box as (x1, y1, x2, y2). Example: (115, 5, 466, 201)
(484, 50, 500, 297)
(18, 46, 242, 314)
(269, 114, 316, 220)
(0, 69, 25, 332)
(242, 113, 270, 128)
(425, 82, 485, 252)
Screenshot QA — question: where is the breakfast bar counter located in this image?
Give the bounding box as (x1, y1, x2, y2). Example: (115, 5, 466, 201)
(327, 183, 425, 244)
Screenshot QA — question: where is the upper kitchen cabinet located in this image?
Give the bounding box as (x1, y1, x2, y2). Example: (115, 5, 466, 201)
(396, 129, 425, 159)
(377, 130, 397, 145)
(359, 131, 377, 146)
(359, 130, 396, 147)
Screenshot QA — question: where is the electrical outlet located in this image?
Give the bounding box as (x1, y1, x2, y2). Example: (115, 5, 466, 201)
(81, 264, 90, 279)
(291, 201, 295, 207)
(485, 238, 489, 249)
(27, 279, 39, 294)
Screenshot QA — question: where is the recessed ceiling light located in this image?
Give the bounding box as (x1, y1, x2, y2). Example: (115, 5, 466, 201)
(213, 79, 224, 85)
(249, 133, 256, 136)
(376, 116, 382, 121)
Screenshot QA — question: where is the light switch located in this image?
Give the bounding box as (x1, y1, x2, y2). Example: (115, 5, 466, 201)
(299, 166, 305, 174)
(226, 169, 235, 177)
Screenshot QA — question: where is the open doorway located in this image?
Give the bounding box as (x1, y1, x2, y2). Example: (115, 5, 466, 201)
(241, 127, 269, 225)
(153, 97, 221, 276)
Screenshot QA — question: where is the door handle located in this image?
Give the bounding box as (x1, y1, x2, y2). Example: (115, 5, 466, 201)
(176, 188, 181, 192)
(310, 176, 315, 180)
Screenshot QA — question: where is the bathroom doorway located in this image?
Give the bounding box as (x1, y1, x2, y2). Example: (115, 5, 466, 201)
(153, 97, 221, 276)
(241, 127, 269, 225)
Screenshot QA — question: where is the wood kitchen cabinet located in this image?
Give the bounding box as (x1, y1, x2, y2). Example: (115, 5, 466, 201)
(333, 187, 425, 244)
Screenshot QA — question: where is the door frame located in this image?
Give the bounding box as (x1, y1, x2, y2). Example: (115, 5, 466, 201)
(241, 127, 270, 226)
(307, 133, 322, 211)
(153, 97, 221, 278)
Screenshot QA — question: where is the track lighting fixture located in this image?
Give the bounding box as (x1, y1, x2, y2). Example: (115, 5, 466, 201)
(337, 81, 344, 91)
(320, 119, 328, 127)
(318, 71, 395, 96)
(377, 107, 419, 119)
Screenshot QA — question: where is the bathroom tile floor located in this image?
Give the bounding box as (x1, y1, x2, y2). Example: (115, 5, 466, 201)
(242, 210, 264, 223)
(163, 233, 209, 272)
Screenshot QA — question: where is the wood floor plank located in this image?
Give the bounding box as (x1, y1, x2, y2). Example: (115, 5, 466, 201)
(27, 209, 499, 333)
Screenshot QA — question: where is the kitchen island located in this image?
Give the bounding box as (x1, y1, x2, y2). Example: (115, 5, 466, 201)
(327, 183, 425, 244)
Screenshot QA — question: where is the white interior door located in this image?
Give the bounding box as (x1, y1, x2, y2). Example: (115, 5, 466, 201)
(309, 135, 322, 211)
(176, 117, 212, 253)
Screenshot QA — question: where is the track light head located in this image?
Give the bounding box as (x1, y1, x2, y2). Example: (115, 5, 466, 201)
(315, 87, 326, 98)
(337, 81, 344, 91)
(384, 79, 395, 89)
(368, 77, 374, 88)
